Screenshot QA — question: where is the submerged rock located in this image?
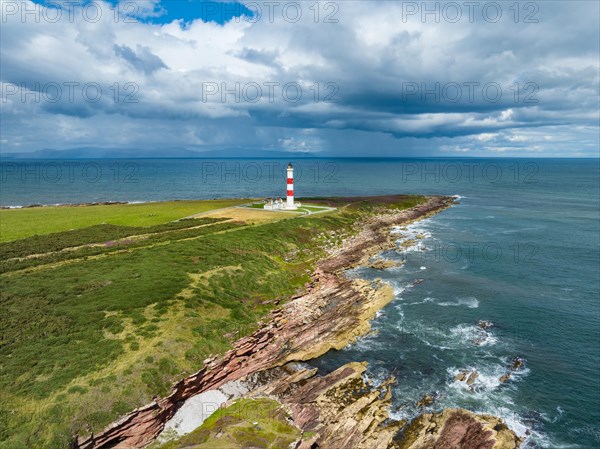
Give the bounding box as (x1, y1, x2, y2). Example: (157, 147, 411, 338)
(454, 370, 469, 382)
(499, 373, 512, 383)
(454, 370, 479, 386)
(478, 320, 494, 330)
(416, 394, 434, 408)
(471, 336, 486, 346)
(466, 371, 479, 385)
(511, 357, 525, 371)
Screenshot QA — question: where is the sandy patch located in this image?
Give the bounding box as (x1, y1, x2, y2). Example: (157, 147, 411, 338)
(195, 207, 297, 224)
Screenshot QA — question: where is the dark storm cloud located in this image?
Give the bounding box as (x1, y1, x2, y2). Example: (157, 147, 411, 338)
(113, 44, 168, 75)
(235, 47, 280, 66)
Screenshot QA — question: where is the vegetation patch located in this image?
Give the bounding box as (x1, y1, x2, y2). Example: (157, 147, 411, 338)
(0, 217, 224, 259)
(0, 220, 245, 274)
(0, 199, 250, 242)
(151, 398, 300, 449)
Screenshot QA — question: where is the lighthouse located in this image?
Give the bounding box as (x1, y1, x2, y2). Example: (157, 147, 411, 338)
(263, 162, 300, 210)
(286, 162, 295, 208)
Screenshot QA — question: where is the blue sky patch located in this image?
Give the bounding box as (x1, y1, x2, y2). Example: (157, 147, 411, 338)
(31, 0, 253, 25)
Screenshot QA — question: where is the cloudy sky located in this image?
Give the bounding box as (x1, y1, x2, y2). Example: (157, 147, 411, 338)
(1, 0, 599, 157)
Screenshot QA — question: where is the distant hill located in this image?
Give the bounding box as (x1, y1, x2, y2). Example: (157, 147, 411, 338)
(0, 147, 322, 159)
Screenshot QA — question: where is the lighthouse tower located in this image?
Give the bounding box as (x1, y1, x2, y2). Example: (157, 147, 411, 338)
(286, 162, 295, 209)
(263, 162, 300, 210)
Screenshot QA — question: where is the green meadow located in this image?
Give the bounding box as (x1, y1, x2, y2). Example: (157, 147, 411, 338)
(0, 195, 425, 449)
(0, 199, 250, 242)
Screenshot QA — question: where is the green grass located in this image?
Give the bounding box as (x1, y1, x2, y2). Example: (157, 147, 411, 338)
(0, 217, 224, 259)
(0, 195, 426, 449)
(247, 203, 267, 209)
(296, 204, 331, 213)
(0, 199, 250, 242)
(152, 398, 300, 449)
(0, 220, 245, 274)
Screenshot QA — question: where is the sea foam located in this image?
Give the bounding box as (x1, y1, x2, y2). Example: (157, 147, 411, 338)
(437, 296, 479, 308)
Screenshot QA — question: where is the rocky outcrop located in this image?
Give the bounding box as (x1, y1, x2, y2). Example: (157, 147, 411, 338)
(471, 320, 494, 346)
(453, 370, 480, 390)
(511, 357, 525, 371)
(478, 320, 494, 331)
(466, 371, 479, 385)
(416, 394, 434, 408)
(241, 362, 404, 449)
(454, 370, 469, 382)
(211, 363, 521, 449)
(369, 258, 403, 270)
(396, 408, 522, 449)
(319, 196, 455, 274)
(73, 196, 456, 449)
(498, 357, 526, 383)
(216, 363, 521, 449)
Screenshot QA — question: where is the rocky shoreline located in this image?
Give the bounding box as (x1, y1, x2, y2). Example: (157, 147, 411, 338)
(72, 195, 521, 449)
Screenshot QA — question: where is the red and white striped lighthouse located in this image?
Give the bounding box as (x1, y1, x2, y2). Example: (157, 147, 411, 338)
(286, 162, 295, 208)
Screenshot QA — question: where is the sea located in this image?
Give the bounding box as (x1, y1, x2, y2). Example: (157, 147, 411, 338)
(1, 157, 598, 448)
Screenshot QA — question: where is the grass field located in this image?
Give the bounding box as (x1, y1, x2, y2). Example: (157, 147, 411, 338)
(0, 199, 251, 242)
(0, 195, 424, 449)
(296, 204, 332, 213)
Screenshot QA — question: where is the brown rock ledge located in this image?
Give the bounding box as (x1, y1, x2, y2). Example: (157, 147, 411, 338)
(73, 196, 456, 449)
(396, 408, 522, 449)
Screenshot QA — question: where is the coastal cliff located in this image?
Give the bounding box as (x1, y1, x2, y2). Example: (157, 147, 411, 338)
(73, 195, 520, 449)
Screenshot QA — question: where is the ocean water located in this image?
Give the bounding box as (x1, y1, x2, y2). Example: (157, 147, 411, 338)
(1, 157, 599, 447)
